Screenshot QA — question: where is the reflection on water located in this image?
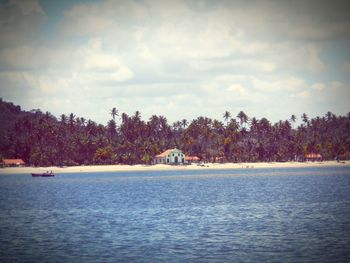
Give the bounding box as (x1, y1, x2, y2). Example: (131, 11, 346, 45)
(1, 167, 350, 262)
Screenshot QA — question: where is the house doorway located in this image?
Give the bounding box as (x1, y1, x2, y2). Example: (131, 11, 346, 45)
(174, 156, 178, 164)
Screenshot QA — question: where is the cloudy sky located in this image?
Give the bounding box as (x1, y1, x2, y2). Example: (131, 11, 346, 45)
(0, 0, 349, 125)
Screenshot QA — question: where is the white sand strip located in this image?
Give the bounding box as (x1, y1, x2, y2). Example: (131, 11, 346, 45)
(0, 161, 349, 175)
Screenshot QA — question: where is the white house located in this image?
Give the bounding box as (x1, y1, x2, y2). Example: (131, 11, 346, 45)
(154, 148, 185, 165)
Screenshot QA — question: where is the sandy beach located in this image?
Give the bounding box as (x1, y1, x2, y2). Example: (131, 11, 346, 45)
(1, 161, 349, 174)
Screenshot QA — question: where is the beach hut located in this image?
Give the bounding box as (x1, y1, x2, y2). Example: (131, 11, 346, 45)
(305, 153, 322, 162)
(154, 148, 185, 165)
(1, 159, 25, 167)
(185, 156, 200, 164)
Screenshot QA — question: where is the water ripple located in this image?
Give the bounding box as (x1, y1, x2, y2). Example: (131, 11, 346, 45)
(1, 166, 350, 262)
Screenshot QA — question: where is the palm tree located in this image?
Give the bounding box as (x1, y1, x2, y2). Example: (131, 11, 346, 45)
(60, 114, 67, 125)
(134, 110, 141, 121)
(159, 116, 168, 130)
(290, 114, 296, 129)
(121, 112, 129, 124)
(107, 119, 117, 142)
(250, 117, 258, 132)
(173, 121, 182, 130)
(69, 113, 75, 128)
(290, 114, 296, 123)
(301, 113, 309, 126)
(325, 111, 335, 122)
(181, 119, 188, 128)
(110, 107, 119, 120)
(212, 119, 224, 132)
(80, 117, 86, 126)
(237, 111, 248, 129)
(223, 111, 231, 124)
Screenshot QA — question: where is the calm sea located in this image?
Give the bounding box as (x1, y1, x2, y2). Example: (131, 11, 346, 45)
(1, 167, 350, 262)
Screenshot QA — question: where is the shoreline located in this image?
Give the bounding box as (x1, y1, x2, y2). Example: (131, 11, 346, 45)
(0, 161, 349, 174)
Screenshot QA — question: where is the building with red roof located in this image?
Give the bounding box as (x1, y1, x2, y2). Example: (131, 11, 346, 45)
(305, 153, 322, 162)
(1, 159, 25, 167)
(185, 156, 200, 163)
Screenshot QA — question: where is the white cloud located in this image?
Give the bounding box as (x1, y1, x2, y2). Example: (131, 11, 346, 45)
(85, 54, 120, 71)
(1, 0, 349, 124)
(296, 91, 312, 99)
(54, 0, 328, 77)
(343, 61, 350, 72)
(227, 1, 350, 42)
(273, 43, 326, 73)
(293, 81, 349, 103)
(253, 76, 306, 93)
(0, 45, 73, 71)
(328, 81, 345, 90)
(60, 6, 116, 36)
(0, 0, 46, 48)
(9, 0, 44, 15)
(200, 74, 265, 105)
(227, 84, 246, 95)
(0, 71, 72, 95)
(190, 59, 276, 73)
(311, 83, 326, 91)
(79, 38, 133, 82)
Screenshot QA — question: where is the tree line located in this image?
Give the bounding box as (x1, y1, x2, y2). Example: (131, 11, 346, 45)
(0, 99, 349, 166)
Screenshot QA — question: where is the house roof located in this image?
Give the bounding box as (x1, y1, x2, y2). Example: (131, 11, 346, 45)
(185, 156, 200, 161)
(2, 159, 25, 165)
(305, 153, 322, 158)
(155, 148, 182, 158)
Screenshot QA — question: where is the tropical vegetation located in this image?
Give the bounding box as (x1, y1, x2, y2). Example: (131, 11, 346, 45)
(0, 99, 349, 166)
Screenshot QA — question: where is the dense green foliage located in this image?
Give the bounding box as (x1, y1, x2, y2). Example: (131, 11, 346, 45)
(0, 99, 349, 166)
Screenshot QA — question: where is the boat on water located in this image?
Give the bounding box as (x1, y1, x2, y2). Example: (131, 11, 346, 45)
(31, 172, 55, 177)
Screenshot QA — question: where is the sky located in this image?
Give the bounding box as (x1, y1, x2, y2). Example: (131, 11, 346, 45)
(0, 0, 350, 125)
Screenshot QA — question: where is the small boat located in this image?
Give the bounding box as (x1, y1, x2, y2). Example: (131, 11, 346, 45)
(31, 172, 55, 177)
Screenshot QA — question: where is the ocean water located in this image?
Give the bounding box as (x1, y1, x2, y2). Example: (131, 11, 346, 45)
(1, 167, 350, 262)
